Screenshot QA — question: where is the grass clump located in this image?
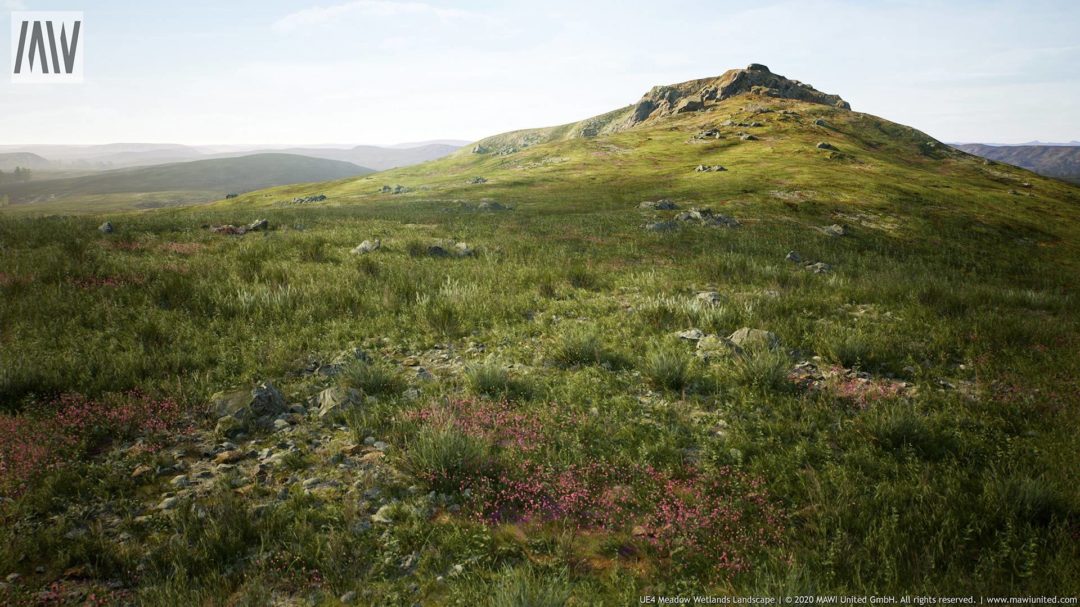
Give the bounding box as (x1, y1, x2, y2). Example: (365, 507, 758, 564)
(727, 348, 792, 393)
(489, 565, 573, 607)
(549, 328, 621, 369)
(403, 423, 492, 492)
(339, 360, 404, 396)
(466, 363, 534, 401)
(641, 345, 696, 392)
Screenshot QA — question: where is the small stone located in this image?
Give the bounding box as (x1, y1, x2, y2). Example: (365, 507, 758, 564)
(214, 450, 244, 464)
(169, 475, 190, 489)
(158, 497, 179, 510)
(97, 222, 114, 234)
(695, 291, 723, 305)
(351, 239, 381, 255)
(816, 141, 837, 150)
(822, 224, 846, 237)
(273, 419, 290, 431)
(371, 505, 395, 524)
(785, 250, 802, 263)
(131, 464, 152, 480)
(728, 327, 781, 350)
(677, 328, 705, 341)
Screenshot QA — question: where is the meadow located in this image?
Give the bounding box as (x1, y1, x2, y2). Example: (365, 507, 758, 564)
(1, 94, 1078, 604)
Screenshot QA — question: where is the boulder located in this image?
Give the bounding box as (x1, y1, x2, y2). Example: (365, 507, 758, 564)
(639, 199, 678, 210)
(317, 387, 362, 419)
(210, 382, 287, 431)
(675, 208, 740, 228)
(676, 328, 705, 341)
(98, 221, 114, 234)
(821, 224, 846, 237)
(740, 133, 758, 141)
(477, 201, 508, 211)
(813, 118, 828, 127)
(468, 176, 488, 184)
(696, 335, 740, 361)
(816, 142, 837, 150)
(728, 327, 780, 350)
(351, 239, 381, 255)
(785, 250, 802, 263)
(644, 220, 679, 232)
(673, 97, 704, 114)
(807, 262, 832, 274)
(695, 291, 723, 305)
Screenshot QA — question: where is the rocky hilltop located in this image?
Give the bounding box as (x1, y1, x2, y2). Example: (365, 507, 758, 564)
(470, 64, 851, 154)
(624, 63, 850, 129)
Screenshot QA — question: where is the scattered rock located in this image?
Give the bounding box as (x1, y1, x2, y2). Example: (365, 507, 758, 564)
(131, 464, 152, 480)
(644, 220, 679, 232)
(381, 184, 410, 194)
(98, 221, 114, 234)
(807, 261, 832, 274)
(468, 176, 487, 184)
(351, 239, 381, 255)
(477, 200, 508, 211)
(214, 450, 245, 464)
(247, 219, 269, 232)
(695, 291, 723, 305)
(371, 505, 395, 524)
(728, 327, 780, 350)
(471, 145, 488, 154)
(816, 142, 837, 150)
(740, 133, 758, 141)
(693, 129, 721, 140)
(813, 118, 828, 127)
(695, 164, 726, 172)
(696, 335, 740, 361)
(169, 474, 190, 489)
(821, 224, 846, 237)
(225, 193, 239, 199)
(317, 387, 362, 419)
(785, 250, 802, 263)
(158, 497, 179, 511)
(677, 328, 705, 341)
(292, 194, 327, 204)
(210, 382, 288, 434)
(675, 208, 741, 228)
(639, 199, 678, 210)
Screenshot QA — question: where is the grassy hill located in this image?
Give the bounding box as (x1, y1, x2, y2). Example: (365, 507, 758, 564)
(0, 66, 1078, 603)
(0, 153, 373, 212)
(953, 143, 1080, 184)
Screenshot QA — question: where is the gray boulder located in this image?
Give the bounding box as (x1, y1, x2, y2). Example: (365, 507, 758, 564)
(210, 381, 287, 434)
(317, 387, 362, 419)
(695, 291, 723, 305)
(98, 221, 114, 234)
(816, 142, 837, 150)
(351, 239, 381, 254)
(247, 219, 269, 231)
(728, 328, 780, 350)
(640, 199, 678, 210)
(821, 224, 846, 237)
(645, 220, 679, 232)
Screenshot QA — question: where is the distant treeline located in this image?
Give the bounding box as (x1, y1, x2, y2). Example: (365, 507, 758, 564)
(0, 167, 33, 184)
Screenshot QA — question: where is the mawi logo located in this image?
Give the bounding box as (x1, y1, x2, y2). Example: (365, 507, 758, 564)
(11, 11, 83, 83)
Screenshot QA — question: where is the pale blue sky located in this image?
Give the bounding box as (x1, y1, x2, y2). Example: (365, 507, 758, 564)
(1, 0, 1078, 145)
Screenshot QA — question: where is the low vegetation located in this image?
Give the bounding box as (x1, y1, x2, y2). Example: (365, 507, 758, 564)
(1, 86, 1079, 603)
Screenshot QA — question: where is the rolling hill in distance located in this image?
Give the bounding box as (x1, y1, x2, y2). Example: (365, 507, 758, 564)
(1, 64, 1078, 600)
(0, 153, 374, 211)
(952, 143, 1080, 184)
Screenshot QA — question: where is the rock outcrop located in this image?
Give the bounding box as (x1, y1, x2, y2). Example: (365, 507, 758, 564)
(623, 64, 850, 129)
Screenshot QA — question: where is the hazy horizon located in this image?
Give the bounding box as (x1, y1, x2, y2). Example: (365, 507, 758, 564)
(2, 0, 1079, 146)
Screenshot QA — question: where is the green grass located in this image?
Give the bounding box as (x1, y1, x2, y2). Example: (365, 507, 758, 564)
(1, 92, 1079, 602)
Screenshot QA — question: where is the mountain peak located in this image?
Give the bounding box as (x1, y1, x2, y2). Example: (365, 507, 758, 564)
(625, 64, 850, 129)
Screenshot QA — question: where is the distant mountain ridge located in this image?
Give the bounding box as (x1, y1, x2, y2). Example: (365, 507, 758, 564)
(953, 144, 1080, 184)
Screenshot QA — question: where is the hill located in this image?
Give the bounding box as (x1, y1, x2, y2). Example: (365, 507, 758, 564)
(953, 143, 1080, 183)
(256, 143, 461, 171)
(1, 65, 1078, 602)
(0, 152, 51, 171)
(0, 153, 373, 211)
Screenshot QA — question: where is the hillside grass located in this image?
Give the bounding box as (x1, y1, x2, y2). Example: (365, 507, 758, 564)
(1, 94, 1078, 603)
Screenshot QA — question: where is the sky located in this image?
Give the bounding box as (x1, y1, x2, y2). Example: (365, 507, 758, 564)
(1, 0, 1078, 146)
